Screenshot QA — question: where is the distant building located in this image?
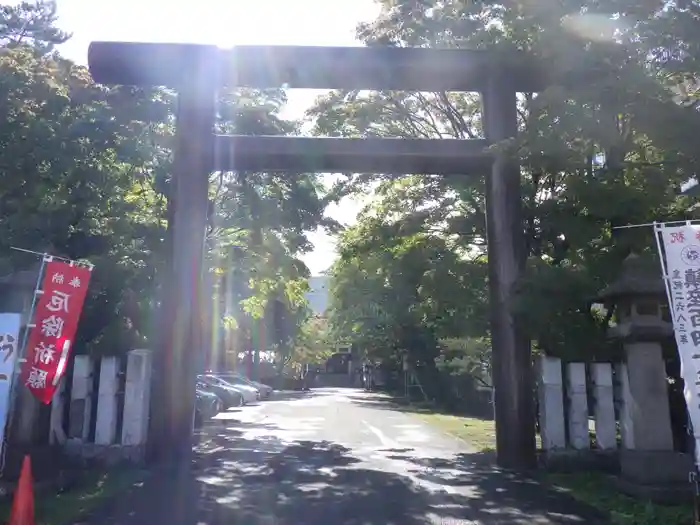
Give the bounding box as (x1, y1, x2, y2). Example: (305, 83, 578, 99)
(305, 276, 330, 316)
(682, 177, 700, 197)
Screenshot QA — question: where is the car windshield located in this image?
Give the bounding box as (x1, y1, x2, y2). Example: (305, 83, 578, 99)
(220, 376, 248, 386)
(217, 376, 252, 389)
(204, 376, 230, 387)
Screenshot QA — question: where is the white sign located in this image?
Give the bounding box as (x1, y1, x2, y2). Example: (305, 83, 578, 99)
(656, 223, 700, 466)
(0, 313, 21, 451)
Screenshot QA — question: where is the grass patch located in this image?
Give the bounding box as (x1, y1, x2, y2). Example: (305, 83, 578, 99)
(547, 471, 693, 525)
(414, 412, 497, 452)
(0, 467, 149, 525)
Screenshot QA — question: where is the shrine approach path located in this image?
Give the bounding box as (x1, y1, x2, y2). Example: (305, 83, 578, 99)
(81, 388, 607, 525)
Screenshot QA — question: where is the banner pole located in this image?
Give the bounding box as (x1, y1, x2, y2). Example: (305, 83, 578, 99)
(17, 255, 51, 363)
(0, 254, 50, 478)
(653, 222, 700, 524)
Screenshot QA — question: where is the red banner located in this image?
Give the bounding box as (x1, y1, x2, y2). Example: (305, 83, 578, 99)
(21, 260, 92, 404)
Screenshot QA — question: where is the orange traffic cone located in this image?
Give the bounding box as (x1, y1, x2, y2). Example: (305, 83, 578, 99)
(8, 455, 34, 525)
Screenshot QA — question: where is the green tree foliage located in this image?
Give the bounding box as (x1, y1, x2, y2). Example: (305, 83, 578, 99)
(0, 0, 69, 54)
(0, 44, 169, 353)
(0, 1, 328, 361)
(284, 315, 335, 371)
(320, 0, 700, 404)
(206, 88, 332, 366)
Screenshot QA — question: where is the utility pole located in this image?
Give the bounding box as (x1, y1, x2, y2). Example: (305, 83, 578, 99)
(247, 177, 263, 382)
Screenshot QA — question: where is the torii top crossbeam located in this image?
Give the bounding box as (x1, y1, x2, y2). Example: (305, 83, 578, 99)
(88, 41, 547, 92)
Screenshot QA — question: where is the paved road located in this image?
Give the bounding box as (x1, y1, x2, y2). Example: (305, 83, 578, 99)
(86, 388, 606, 525)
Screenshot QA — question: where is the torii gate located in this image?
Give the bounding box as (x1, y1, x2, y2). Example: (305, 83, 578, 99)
(88, 42, 546, 470)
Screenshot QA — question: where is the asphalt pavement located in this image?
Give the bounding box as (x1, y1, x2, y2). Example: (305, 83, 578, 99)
(82, 388, 607, 525)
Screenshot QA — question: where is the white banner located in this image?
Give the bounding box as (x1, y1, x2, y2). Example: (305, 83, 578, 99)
(0, 313, 21, 450)
(656, 223, 700, 466)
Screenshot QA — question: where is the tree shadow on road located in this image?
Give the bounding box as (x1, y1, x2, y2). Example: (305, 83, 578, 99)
(264, 389, 332, 402)
(84, 417, 608, 525)
(348, 392, 493, 420)
(381, 450, 609, 523)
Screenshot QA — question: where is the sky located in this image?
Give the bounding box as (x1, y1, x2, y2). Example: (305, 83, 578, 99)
(55, 0, 381, 275)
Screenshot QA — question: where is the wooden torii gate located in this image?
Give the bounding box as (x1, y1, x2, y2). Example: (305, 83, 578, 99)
(88, 42, 546, 470)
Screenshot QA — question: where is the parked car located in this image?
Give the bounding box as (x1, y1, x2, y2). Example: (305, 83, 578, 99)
(200, 375, 259, 404)
(197, 378, 244, 408)
(195, 388, 222, 426)
(214, 373, 273, 399)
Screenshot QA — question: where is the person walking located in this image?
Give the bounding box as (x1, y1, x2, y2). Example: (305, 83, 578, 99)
(363, 363, 374, 392)
(301, 364, 317, 391)
(301, 364, 309, 391)
(307, 366, 317, 390)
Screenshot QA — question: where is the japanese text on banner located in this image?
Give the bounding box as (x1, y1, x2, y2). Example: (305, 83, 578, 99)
(20, 260, 92, 404)
(660, 226, 700, 430)
(0, 314, 20, 453)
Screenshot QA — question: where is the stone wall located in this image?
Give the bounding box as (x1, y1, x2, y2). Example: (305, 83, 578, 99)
(48, 349, 152, 465)
(537, 355, 692, 501)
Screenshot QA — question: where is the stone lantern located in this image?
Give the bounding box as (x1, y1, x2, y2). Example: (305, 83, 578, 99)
(596, 253, 673, 342)
(595, 252, 690, 501)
